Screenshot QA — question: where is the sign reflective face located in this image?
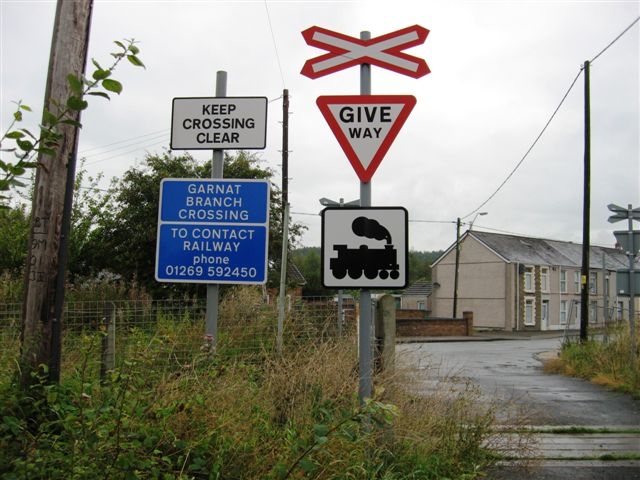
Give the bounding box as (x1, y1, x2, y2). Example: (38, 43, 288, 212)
(316, 95, 416, 182)
(300, 25, 430, 79)
(155, 179, 270, 284)
(321, 207, 408, 288)
(171, 97, 268, 150)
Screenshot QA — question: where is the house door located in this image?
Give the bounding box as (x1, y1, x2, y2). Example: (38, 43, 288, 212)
(541, 300, 549, 330)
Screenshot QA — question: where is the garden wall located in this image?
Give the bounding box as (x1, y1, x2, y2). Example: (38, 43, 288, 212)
(396, 310, 473, 337)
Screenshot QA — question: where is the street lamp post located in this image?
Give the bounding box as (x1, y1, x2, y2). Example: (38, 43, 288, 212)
(469, 211, 488, 230)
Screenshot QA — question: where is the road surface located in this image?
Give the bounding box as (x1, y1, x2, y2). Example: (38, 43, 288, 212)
(396, 336, 640, 479)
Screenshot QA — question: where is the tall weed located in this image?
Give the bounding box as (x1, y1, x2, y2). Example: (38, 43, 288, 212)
(554, 325, 640, 397)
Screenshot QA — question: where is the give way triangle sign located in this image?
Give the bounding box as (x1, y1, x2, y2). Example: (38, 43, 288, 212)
(316, 95, 416, 182)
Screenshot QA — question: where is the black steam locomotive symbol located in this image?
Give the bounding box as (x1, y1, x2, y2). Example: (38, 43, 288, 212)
(330, 216, 400, 280)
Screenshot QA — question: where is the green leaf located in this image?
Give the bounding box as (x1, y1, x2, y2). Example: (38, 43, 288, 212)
(5, 131, 24, 140)
(67, 96, 89, 111)
(129, 44, 140, 55)
(20, 104, 32, 112)
(9, 178, 27, 188)
(10, 165, 26, 176)
(127, 55, 145, 68)
(42, 109, 58, 126)
(313, 423, 329, 437)
(300, 458, 316, 474)
(37, 147, 56, 156)
(102, 78, 123, 94)
(92, 68, 111, 81)
(16, 140, 33, 152)
(13, 111, 22, 121)
(20, 128, 36, 139)
(67, 74, 83, 94)
(91, 58, 103, 70)
(87, 91, 111, 100)
(114, 40, 126, 50)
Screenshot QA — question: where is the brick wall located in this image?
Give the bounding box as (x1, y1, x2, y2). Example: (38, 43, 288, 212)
(396, 310, 473, 337)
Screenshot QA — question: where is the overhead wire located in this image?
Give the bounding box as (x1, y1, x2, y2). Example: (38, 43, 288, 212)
(263, 0, 287, 89)
(461, 69, 582, 220)
(460, 16, 639, 221)
(590, 16, 639, 64)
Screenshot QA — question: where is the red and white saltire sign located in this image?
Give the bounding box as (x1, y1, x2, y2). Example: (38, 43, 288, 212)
(301, 25, 430, 79)
(316, 95, 416, 183)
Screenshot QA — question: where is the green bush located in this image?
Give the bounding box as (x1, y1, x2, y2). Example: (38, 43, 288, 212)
(559, 325, 640, 397)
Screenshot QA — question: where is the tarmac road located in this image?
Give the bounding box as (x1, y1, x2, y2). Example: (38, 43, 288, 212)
(396, 335, 640, 479)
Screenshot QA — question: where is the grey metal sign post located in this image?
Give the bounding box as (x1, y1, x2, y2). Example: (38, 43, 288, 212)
(608, 202, 639, 360)
(359, 31, 373, 402)
(168, 71, 270, 351)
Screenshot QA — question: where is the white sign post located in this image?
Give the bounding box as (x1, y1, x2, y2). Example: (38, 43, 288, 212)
(171, 97, 267, 150)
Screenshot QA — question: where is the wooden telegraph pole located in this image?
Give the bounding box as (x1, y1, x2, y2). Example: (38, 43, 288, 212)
(580, 60, 591, 341)
(20, 0, 93, 386)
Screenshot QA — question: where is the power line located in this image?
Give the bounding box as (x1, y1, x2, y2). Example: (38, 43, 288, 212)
(79, 128, 168, 155)
(461, 69, 582, 220)
(590, 16, 639, 64)
(263, 0, 286, 89)
(83, 137, 168, 166)
(461, 16, 639, 220)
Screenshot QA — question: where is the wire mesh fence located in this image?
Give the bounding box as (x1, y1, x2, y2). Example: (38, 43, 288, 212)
(0, 291, 358, 384)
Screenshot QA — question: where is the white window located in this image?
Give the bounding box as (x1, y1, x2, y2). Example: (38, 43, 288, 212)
(574, 271, 580, 293)
(590, 301, 598, 323)
(524, 297, 535, 326)
(617, 301, 624, 320)
(589, 272, 597, 295)
(560, 270, 567, 293)
(540, 267, 549, 292)
(560, 300, 568, 325)
(524, 267, 534, 292)
(417, 301, 425, 311)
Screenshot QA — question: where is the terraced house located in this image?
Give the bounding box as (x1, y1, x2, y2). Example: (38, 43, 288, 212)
(431, 230, 632, 331)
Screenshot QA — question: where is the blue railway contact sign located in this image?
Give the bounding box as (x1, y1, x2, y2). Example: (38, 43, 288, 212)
(155, 178, 270, 284)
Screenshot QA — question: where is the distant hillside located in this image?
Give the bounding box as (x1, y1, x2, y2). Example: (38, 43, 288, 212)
(291, 247, 443, 296)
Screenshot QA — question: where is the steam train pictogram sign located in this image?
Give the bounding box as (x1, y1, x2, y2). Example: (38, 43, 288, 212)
(321, 207, 408, 288)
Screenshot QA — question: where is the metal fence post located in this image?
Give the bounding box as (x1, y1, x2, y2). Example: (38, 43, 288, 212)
(100, 301, 116, 382)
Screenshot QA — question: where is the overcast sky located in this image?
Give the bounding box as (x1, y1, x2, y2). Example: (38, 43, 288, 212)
(1, 0, 638, 252)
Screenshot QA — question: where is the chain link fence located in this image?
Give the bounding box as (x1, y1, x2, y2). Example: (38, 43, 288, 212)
(0, 291, 358, 384)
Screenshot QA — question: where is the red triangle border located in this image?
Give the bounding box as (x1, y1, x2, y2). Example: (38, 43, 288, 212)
(316, 95, 416, 183)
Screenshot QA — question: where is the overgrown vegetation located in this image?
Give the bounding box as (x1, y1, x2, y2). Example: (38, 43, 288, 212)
(544, 325, 640, 398)
(0, 285, 517, 479)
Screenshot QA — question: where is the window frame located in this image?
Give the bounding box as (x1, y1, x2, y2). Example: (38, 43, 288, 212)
(524, 297, 536, 326)
(540, 267, 549, 293)
(560, 270, 567, 294)
(524, 266, 534, 292)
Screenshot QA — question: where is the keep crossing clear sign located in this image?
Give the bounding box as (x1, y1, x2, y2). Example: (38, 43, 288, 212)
(155, 178, 270, 284)
(170, 97, 268, 150)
